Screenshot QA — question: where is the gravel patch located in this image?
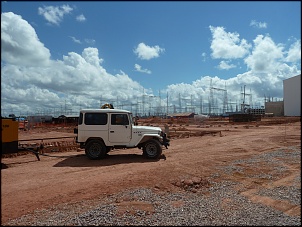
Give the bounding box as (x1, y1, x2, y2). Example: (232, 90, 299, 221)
(5, 146, 301, 226)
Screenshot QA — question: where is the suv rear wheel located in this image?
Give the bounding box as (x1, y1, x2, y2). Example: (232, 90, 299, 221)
(143, 139, 162, 159)
(85, 140, 106, 160)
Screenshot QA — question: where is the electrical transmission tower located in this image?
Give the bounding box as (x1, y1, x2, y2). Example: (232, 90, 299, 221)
(222, 83, 228, 113)
(240, 85, 251, 112)
(210, 79, 227, 115)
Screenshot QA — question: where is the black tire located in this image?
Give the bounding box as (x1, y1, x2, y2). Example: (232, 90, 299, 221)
(85, 140, 106, 160)
(143, 139, 162, 159)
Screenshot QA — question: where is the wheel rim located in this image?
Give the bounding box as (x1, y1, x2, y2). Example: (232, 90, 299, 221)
(146, 143, 158, 157)
(88, 143, 102, 158)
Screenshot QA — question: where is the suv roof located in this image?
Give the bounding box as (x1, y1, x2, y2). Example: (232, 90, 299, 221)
(80, 109, 131, 114)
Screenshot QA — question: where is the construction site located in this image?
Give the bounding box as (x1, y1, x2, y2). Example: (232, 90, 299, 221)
(1, 112, 301, 225)
(1, 76, 301, 225)
(1, 75, 300, 225)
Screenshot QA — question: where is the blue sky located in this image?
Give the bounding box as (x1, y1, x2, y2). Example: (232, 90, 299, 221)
(1, 1, 301, 116)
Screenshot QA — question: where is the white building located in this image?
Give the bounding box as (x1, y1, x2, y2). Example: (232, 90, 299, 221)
(283, 74, 301, 116)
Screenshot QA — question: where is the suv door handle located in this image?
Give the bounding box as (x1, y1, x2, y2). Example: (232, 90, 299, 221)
(110, 131, 114, 133)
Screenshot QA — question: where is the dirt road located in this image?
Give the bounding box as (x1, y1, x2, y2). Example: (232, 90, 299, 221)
(1, 120, 301, 224)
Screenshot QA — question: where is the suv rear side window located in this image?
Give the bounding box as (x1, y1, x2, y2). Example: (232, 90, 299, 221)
(85, 113, 108, 125)
(78, 113, 83, 125)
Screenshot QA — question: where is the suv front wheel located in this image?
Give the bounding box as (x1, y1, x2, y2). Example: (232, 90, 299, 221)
(85, 140, 107, 160)
(143, 139, 162, 159)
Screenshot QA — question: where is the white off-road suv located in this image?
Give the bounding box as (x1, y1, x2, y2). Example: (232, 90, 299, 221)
(74, 108, 170, 160)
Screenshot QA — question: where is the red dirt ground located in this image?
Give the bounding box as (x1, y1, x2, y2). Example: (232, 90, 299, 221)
(1, 117, 301, 224)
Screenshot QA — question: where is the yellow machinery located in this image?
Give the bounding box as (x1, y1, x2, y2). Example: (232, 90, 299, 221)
(1, 118, 19, 154)
(1, 117, 73, 161)
(1, 117, 41, 160)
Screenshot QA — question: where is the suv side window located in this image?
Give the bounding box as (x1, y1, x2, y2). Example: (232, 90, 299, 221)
(111, 114, 129, 125)
(85, 113, 108, 125)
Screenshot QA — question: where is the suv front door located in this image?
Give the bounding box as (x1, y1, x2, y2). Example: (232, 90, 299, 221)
(109, 113, 131, 143)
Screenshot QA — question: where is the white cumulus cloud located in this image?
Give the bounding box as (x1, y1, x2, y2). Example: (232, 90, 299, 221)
(1, 12, 51, 66)
(218, 60, 236, 70)
(38, 4, 73, 25)
(134, 42, 165, 60)
(209, 26, 251, 59)
(244, 35, 284, 72)
(134, 64, 151, 74)
(285, 40, 301, 63)
(1, 12, 146, 115)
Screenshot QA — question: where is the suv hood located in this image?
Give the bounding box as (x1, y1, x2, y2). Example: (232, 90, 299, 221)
(133, 125, 162, 134)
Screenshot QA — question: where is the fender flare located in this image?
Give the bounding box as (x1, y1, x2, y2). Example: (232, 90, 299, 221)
(135, 134, 162, 147)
